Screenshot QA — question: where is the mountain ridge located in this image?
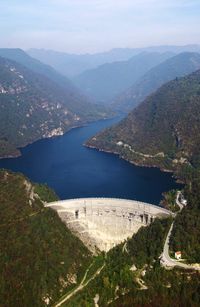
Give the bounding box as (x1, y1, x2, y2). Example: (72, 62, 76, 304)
(0, 48, 95, 103)
(112, 52, 200, 112)
(87, 69, 200, 177)
(74, 52, 174, 103)
(0, 55, 108, 158)
(28, 44, 200, 77)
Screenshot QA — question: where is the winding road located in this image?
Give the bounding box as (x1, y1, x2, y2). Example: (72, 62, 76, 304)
(160, 191, 200, 270)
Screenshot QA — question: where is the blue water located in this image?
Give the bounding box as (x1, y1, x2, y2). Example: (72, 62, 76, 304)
(0, 117, 182, 204)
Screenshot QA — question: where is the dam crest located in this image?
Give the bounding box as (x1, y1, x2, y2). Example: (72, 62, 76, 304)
(45, 198, 172, 252)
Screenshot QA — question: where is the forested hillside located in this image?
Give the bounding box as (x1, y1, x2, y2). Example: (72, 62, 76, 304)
(65, 211, 200, 306)
(1, 170, 199, 307)
(113, 52, 200, 112)
(0, 48, 81, 92)
(87, 69, 200, 175)
(0, 56, 108, 158)
(1, 64, 200, 305)
(0, 170, 91, 306)
(170, 171, 200, 263)
(79, 68, 200, 306)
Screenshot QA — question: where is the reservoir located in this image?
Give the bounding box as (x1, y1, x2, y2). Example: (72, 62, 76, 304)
(0, 117, 182, 204)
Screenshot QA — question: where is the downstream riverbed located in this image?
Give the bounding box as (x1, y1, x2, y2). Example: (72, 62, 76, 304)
(0, 117, 182, 204)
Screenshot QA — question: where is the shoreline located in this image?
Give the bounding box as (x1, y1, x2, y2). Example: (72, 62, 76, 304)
(1, 117, 184, 186)
(85, 144, 173, 173)
(85, 144, 184, 184)
(0, 152, 21, 160)
(0, 115, 117, 160)
(0, 122, 94, 160)
(0, 125, 81, 160)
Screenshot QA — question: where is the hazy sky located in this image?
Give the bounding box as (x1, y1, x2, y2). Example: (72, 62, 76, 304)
(1, 0, 200, 54)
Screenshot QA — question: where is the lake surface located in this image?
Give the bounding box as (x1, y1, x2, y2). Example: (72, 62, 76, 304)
(0, 117, 182, 204)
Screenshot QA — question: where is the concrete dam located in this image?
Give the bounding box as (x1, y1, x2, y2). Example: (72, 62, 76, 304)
(45, 198, 172, 252)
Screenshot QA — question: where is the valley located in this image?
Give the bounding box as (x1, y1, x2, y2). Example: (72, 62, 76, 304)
(0, 117, 181, 204)
(0, 41, 200, 307)
(87, 69, 200, 179)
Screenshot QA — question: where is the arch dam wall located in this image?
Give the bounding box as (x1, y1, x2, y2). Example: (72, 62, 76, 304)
(45, 198, 172, 252)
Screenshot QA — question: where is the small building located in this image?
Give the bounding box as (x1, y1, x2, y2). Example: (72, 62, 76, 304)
(175, 251, 182, 260)
(182, 199, 187, 206)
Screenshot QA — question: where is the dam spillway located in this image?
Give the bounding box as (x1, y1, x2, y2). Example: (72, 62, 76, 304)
(45, 198, 172, 252)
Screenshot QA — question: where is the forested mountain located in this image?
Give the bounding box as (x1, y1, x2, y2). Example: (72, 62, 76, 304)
(1, 65, 200, 305)
(28, 45, 200, 77)
(1, 171, 199, 307)
(0, 170, 91, 306)
(113, 52, 200, 112)
(0, 48, 86, 94)
(0, 56, 108, 158)
(87, 69, 200, 174)
(72, 65, 200, 307)
(74, 52, 174, 103)
(66, 188, 200, 306)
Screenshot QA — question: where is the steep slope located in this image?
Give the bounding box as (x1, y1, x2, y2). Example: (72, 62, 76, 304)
(0, 48, 78, 93)
(67, 209, 200, 306)
(113, 52, 200, 112)
(74, 52, 174, 103)
(170, 175, 200, 263)
(0, 170, 91, 306)
(28, 45, 200, 77)
(2, 171, 199, 307)
(0, 56, 107, 158)
(87, 69, 200, 173)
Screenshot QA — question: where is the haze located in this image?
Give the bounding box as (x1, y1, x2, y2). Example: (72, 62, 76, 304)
(1, 0, 200, 53)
